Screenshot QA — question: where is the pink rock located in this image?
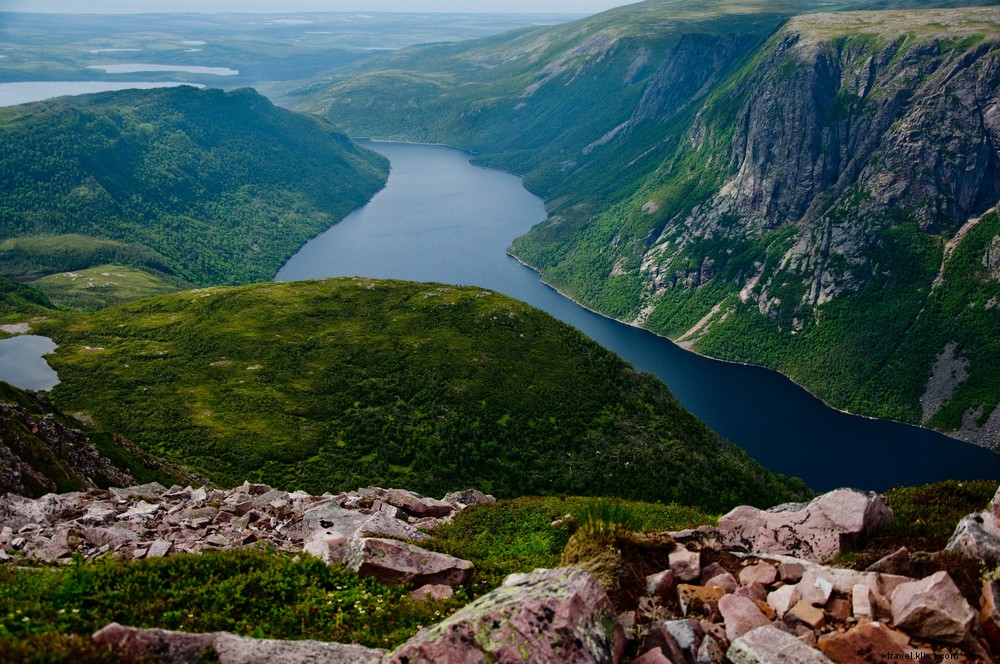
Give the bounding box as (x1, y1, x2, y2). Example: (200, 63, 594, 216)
(646, 569, 675, 599)
(852, 583, 874, 621)
(778, 562, 805, 584)
(641, 619, 704, 663)
(705, 572, 738, 594)
(767, 584, 800, 618)
(733, 582, 768, 603)
(718, 594, 771, 643)
(727, 625, 834, 663)
(739, 562, 777, 588)
(669, 546, 701, 583)
(890, 571, 975, 644)
(799, 569, 835, 606)
(632, 647, 673, 664)
(700, 562, 728, 584)
(718, 489, 892, 563)
(388, 568, 624, 664)
(347, 538, 473, 586)
(369, 488, 454, 518)
(785, 599, 825, 630)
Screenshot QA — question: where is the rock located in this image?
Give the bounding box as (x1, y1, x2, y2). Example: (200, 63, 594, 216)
(347, 537, 473, 586)
(733, 582, 767, 603)
(865, 546, 910, 575)
(146, 539, 172, 559)
(699, 562, 728, 584)
(981, 580, 1000, 652)
(890, 571, 976, 644)
(442, 489, 495, 509)
(633, 647, 673, 664)
(947, 510, 1000, 566)
(817, 622, 909, 663)
(852, 583, 874, 621)
(705, 571, 737, 594)
(785, 599, 825, 630)
(697, 634, 726, 663)
(388, 568, 624, 664)
(356, 510, 430, 542)
(642, 619, 704, 664)
(718, 594, 771, 642)
(370, 488, 454, 518)
(677, 584, 726, 617)
(92, 623, 386, 663)
(718, 489, 892, 563)
(411, 584, 454, 601)
(826, 598, 852, 621)
(779, 562, 805, 584)
(669, 546, 701, 583)
(728, 625, 836, 664)
(739, 562, 777, 588)
(646, 569, 675, 599)
(798, 569, 835, 606)
(213, 633, 385, 663)
(768, 584, 801, 618)
(93, 622, 215, 662)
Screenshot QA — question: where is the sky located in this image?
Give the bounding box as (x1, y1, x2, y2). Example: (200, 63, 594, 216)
(0, 1, 637, 14)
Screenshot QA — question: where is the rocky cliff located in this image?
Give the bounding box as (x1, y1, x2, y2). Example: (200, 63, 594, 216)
(515, 7, 1000, 446)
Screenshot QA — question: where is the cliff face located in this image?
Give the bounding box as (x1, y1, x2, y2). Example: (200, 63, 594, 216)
(654, 11, 1000, 310)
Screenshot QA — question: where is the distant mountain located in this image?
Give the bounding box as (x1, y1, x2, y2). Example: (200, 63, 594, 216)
(0, 86, 388, 307)
(300, 1, 1000, 448)
(37, 278, 810, 512)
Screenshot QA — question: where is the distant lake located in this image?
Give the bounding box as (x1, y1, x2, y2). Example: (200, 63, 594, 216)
(279, 141, 1000, 491)
(88, 64, 238, 76)
(0, 81, 204, 107)
(0, 335, 59, 391)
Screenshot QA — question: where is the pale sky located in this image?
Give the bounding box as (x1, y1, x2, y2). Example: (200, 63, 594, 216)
(0, 1, 636, 13)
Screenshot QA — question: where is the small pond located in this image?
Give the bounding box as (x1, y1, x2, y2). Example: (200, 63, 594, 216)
(0, 335, 59, 391)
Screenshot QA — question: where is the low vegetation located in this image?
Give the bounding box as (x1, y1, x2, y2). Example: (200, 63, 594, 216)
(0, 494, 714, 661)
(38, 277, 809, 513)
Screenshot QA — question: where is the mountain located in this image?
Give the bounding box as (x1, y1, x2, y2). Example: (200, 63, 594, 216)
(300, 1, 1000, 448)
(35, 278, 809, 512)
(0, 86, 388, 307)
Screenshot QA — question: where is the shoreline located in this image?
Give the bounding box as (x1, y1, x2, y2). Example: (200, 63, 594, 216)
(503, 249, 997, 453)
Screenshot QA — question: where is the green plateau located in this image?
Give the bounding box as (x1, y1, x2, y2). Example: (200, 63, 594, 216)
(35, 277, 808, 513)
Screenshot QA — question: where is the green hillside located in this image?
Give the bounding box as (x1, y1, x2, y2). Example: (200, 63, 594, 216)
(37, 278, 808, 512)
(0, 86, 388, 300)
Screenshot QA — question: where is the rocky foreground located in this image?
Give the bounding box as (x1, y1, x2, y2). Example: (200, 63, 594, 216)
(4, 483, 1000, 662)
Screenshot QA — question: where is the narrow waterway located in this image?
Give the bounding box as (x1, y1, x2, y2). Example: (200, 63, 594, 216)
(277, 140, 1000, 491)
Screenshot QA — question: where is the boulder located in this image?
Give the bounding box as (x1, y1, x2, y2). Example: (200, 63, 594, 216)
(718, 489, 892, 562)
(677, 584, 726, 617)
(705, 571, 737, 594)
(728, 625, 835, 663)
(646, 569, 675, 599)
(443, 489, 496, 509)
(738, 562, 777, 588)
(890, 571, 976, 644)
(946, 510, 1000, 566)
(785, 599, 825, 630)
(641, 619, 704, 664)
(718, 594, 771, 643)
(92, 623, 386, 663)
(355, 510, 430, 542)
(347, 537, 473, 586)
(767, 584, 801, 619)
(370, 488, 454, 518)
(668, 546, 701, 583)
(388, 567, 624, 663)
(817, 622, 908, 663)
(411, 584, 455, 601)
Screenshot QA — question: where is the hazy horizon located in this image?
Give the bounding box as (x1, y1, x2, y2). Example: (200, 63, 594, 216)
(0, 0, 635, 14)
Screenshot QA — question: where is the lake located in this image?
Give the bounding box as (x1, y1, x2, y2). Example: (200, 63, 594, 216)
(277, 141, 1000, 491)
(0, 335, 59, 391)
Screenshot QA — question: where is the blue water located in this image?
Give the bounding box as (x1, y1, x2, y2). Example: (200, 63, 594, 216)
(277, 141, 1000, 491)
(0, 335, 59, 391)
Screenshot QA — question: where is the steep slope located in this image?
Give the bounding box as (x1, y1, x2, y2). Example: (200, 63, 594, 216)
(0, 86, 388, 299)
(517, 8, 1000, 446)
(36, 278, 809, 512)
(0, 381, 194, 497)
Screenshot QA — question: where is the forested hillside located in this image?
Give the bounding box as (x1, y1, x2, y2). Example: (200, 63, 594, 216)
(301, 0, 1000, 447)
(0, 86, 387, 307)
(36, 278, 809, 512)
